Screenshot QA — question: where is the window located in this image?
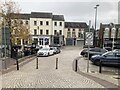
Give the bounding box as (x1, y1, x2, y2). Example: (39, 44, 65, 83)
(26, 21, 28, 25)
(60, 22, 62, 26)
(59, 30, 62, 35)
(111, 28, 116, 38)
(33, 38, 38, 44)
(54, 30, 57, 35)
(68, 28, 70, 31)
(54, 22, 57, 26)
(73, 29, 75, 31)
(34, 21, 37, 25)
(72, 32, 76, 37)
(34, 29, 37, 35)
(67, 32, 71, 37)
(45, 38, 49, 45)
(106, 52, 115, 57)
(46, 21, 49, 25)
(39, 38, 43, 45)
(104, 28, 109, 38)
(46, 30, 49, 35)
(40, 29, 43, 35)
(40, 21, 43, 25)
(78, 33, 84, 39)
(67, 29, 71, 37)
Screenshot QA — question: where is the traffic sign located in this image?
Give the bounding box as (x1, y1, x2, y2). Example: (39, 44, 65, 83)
(85, 32, 93, 45)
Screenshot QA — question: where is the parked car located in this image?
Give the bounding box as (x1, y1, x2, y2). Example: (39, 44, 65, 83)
(80, 47, 108, 59)
(49, 44, 61, 47)
(83, 45, 94, 48)
(104, 47, 112, 51)
(52, 47, 61, 54)
(37, 47, 54, 57)
(91, 51, 120, 66)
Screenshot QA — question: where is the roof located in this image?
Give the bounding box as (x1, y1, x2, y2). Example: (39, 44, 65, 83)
(52, 15, 64, 21)
(101, 23, 120, 28)
(11, 13, 30, 20)
(65, 22, 88, 28)
(31, 12, 52, 18)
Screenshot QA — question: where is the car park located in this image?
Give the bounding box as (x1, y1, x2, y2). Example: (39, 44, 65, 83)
(80, 47, 108, 59)
(37, 47, 54, 57)
(91, 50, 120, 66)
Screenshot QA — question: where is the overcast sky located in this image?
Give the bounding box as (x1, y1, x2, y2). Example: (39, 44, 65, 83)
(1, 0, 119, 29)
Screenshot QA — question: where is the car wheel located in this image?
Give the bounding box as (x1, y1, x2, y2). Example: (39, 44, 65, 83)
(48, 53, 49, 56)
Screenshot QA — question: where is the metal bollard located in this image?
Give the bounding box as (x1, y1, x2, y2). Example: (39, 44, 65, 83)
(56, 58, 58, 69)
(16, 59, 19, 70)
(36, 57, 38, 69)
(99, 61, 102, 73)
(75, 59, 78, 72)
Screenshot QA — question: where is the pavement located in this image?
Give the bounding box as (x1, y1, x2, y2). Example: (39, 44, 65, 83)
(1, 46, 120, 88)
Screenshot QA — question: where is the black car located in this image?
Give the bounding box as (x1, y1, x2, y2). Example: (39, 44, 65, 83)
(80, 47, 108, 59)
(91, 51, 120, 66)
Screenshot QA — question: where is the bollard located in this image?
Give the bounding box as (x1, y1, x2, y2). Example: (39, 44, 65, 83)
(56, 58, 58, 69)
(36, 57, 38, 69)
(16, 59, 19, 70)
(75, 59, 78, 72)
(99, 61, 102, 73)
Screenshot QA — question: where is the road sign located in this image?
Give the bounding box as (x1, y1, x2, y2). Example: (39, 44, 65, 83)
(85, 32, 93, 45)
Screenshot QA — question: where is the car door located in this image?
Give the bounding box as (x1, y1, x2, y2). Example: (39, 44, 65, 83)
(104, 52, 116, 61)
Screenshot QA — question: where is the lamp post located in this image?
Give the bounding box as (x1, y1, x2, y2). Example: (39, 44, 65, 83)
(94, 4, 99, 47)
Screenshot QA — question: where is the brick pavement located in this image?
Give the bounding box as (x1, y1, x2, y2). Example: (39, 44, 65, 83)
(77, 49, 120, 88)
(2, 47, 104, 88)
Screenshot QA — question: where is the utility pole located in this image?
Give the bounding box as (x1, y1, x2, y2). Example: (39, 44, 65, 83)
(94, 4, 99, 47)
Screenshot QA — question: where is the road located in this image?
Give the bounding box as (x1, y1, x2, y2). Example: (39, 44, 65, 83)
(2, 46, 104, 88)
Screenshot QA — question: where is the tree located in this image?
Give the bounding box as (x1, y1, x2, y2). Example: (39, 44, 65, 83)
(12, 19, 30, 45)
(1, 0, 30, 46)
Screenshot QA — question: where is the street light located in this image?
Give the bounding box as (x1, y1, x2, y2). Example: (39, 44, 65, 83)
(94, 4, 99, 47)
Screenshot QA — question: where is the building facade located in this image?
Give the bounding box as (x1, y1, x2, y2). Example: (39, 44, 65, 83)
(30, 12, 53, 46)
(11, 12, 88, 47)
(52, 15, 65, 46)
(64, 22, 88, 46)
(99, 23, 120, 49)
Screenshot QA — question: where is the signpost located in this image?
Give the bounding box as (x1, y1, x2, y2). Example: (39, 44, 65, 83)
(86, 20, 92, 73)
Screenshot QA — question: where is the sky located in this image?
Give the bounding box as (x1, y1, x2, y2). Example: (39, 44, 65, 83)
(1, 0, 119, 29)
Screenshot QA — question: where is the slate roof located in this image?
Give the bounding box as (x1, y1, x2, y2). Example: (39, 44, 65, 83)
(65, 22, 88, 28)
(52, 15, 64, 21)
(11, 13, 30, 20)
(31, 12, 52, 18)
(101, 23, 120, 28)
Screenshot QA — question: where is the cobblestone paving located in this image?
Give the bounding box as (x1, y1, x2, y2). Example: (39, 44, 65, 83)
(2, 47, 104, 88)
(78, 49, 119, 86)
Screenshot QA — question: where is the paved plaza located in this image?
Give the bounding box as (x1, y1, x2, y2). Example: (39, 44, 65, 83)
(1, 46, 120, 88)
